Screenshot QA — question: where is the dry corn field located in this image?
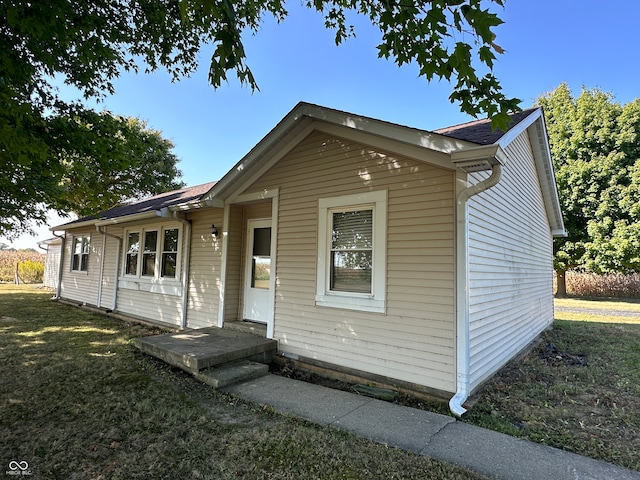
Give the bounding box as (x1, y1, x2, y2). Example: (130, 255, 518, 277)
(555, 272, 640, 298)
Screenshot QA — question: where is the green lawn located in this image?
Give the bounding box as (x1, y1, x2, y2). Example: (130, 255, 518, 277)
(464, 297, 640, 471)
(0, 285, 487, 480)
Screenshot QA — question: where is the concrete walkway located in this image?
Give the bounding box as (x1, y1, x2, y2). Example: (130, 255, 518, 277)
(223, 374, 640, 480)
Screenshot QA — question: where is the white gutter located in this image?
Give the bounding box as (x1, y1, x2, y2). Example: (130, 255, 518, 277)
(172, 212, 192, 329)
(96, 226, 122, 311)
(449, 146, 506, 417)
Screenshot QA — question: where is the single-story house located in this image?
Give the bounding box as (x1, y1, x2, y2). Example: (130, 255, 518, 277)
(51, 103, 565, 415)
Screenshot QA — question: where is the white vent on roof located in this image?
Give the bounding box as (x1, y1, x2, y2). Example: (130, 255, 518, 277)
(451, 144, 506, 173)
(452, 159, 493, 173)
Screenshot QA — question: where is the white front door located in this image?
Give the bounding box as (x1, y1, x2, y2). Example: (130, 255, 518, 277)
(243, 219, 273, 324)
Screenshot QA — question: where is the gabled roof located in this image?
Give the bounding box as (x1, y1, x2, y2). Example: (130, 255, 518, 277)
(53, 103, 564, 236)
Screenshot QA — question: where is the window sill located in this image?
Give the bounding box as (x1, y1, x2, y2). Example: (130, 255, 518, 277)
(315, 294, 385, 314)
(70, 270, 89, 275)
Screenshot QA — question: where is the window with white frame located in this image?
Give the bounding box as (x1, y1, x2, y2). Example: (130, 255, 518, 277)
(123, 226, 180, 280)
(125, 232, 140, 275)
(142, 230, 158, 277)
(161, 228, 179, 278)
(71, 235, 90, 272)
(316, 190, 387, 313)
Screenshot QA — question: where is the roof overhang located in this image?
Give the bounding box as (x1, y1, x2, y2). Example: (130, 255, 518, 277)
(451, 144, 507, 173)
(507, 109, 566, 237)
(201, 102, 475, 204)
(51, 208, 173, 231)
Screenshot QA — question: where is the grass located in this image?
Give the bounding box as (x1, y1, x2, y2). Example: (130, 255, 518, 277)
(464, 297, 640, 471)
(554, 297, 640, 323)
(0, 285, 487, 480)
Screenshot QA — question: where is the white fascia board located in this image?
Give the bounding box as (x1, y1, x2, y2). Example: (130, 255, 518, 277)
(202, 102, 478, 204)
(495, 108, 542, 150)
(169, 198, 224, 211)
(201, 110, 315, 202)
(299, 103, 471, 155)
(524, 115, 566, 237)
(94, 209, 171, 226)
(50, 219, 96, 231)
(52, 209, 172, 231)
(492, 108, 566, 237)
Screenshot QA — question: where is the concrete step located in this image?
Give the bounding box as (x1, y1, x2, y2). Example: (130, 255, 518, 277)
(195, 360, 269, 389)
(224, 320, 267, 337)
(134, 327, 277, 374)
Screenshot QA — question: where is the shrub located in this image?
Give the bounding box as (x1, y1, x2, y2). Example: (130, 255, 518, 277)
(18, 260, 45, 284)
(0, 251, 46, 283)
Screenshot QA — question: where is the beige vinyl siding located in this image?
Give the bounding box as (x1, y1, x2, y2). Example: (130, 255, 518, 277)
(59, 229, 101, 306)
(467, 131, 554, 392)
(224, 204, 244, 322)
(117, 288, 182, 326)
(241, 132, 456, 392)
(186, 208, 224, 329)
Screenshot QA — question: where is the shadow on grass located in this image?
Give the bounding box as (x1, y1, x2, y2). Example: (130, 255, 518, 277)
(0, 286, 487, 480)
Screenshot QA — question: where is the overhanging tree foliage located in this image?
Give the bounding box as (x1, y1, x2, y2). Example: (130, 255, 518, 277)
(49, 111, 184, 218)
(1, 0, 520, 239)
(537, 84, 640, 296)
(1, 107, 184, 238)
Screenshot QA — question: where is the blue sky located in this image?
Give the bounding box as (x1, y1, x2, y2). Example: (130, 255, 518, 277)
(7, 0, 640, 249)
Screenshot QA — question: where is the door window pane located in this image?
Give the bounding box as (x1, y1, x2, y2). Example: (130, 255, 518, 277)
(253, 227, 271, 256)
(251, 227, 271, 289)
(251, 257, 271, 289)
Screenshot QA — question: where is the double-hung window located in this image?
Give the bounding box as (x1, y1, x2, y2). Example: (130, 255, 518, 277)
(161, 228, 179, 278)
(316, 190, 387, 313)
(125, 232, 140, 275)
(71, 235, 90, 272)
(142, 231, 158, 277)
(123, 226, 180, 281)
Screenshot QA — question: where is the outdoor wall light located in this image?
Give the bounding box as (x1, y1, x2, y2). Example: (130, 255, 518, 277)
(211, 224, 219, 237)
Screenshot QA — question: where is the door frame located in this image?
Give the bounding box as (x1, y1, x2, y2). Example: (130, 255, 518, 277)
(243, 217, 275, 331)
(217, 188, 279, 339)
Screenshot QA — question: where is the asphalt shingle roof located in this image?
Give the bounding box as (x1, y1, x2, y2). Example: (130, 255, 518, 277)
(62, 181, 216, 226)
(434, 108, 539, 145)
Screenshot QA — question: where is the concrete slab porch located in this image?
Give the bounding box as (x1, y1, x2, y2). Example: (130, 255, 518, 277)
(134, 327, 278, 375)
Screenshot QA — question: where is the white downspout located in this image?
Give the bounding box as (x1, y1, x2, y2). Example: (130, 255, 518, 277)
(97, 231, 106, 307)
(173, 212, 192, 329)
(96, 226, 122, 311)
(52, 232, 66, 299)
(449, 163, 503, 417)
